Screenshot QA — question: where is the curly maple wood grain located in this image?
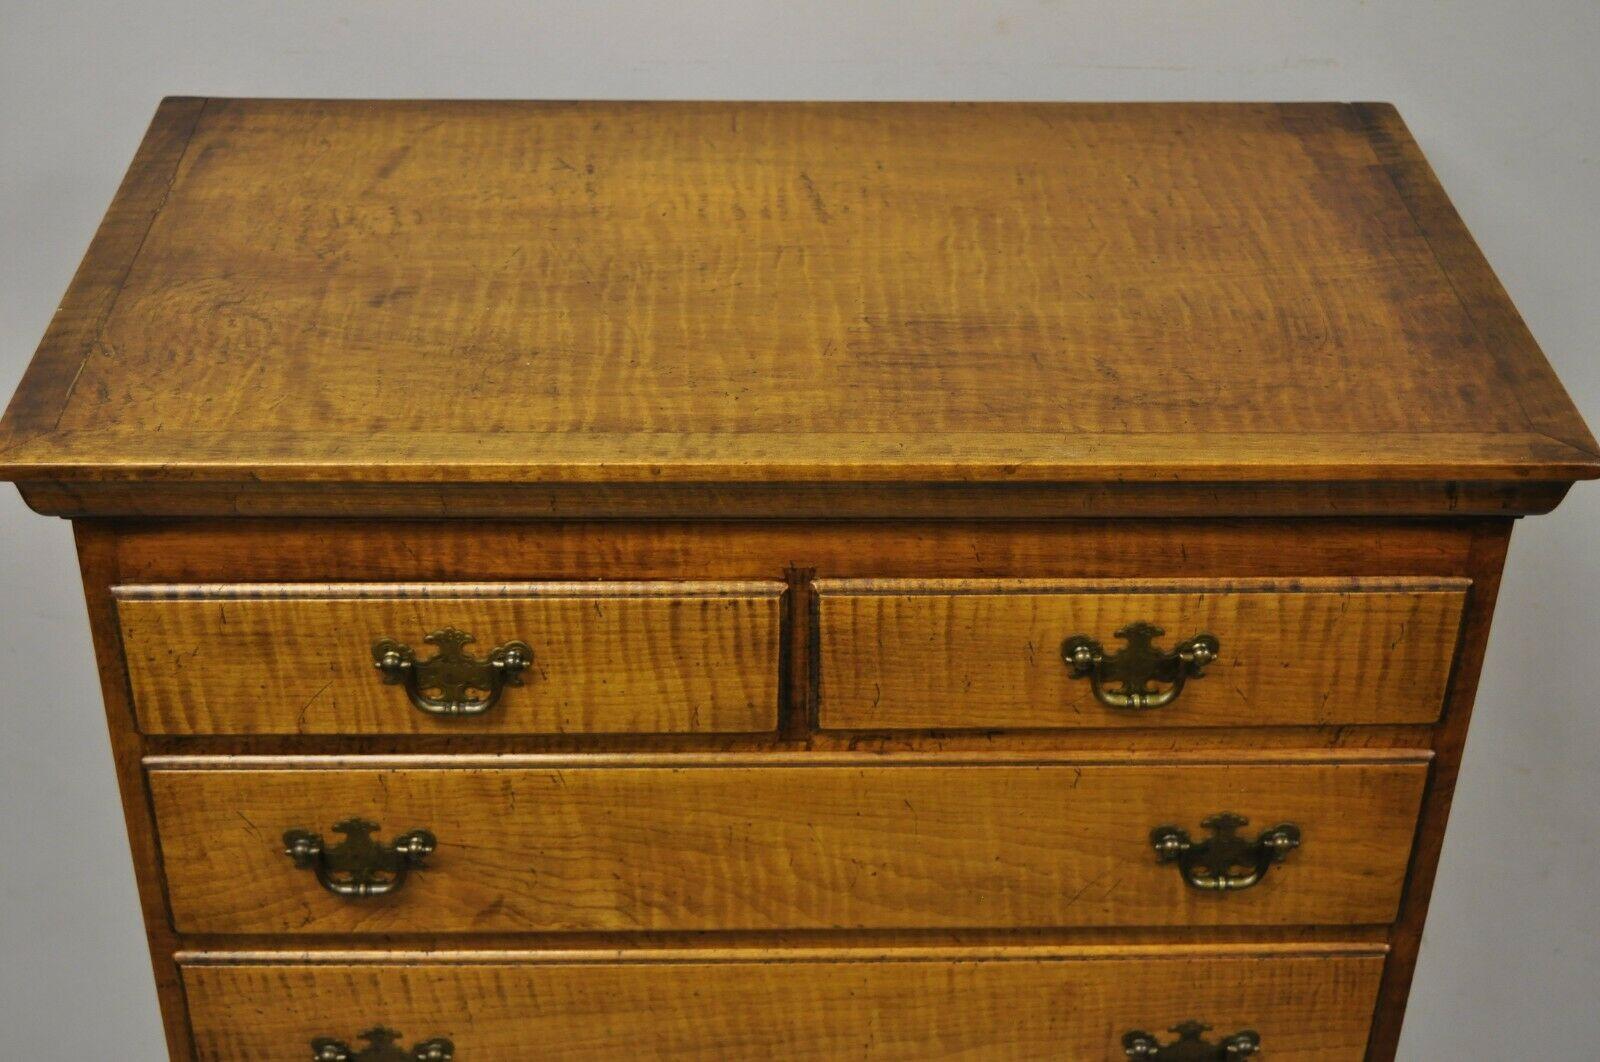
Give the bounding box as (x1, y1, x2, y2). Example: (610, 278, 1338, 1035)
(54, 516, 1516, 1061)
(0, 101, 1593, 497)
(115, 582, 784, 735)
(816, 578, 1467, 730)
(180, 948, 1386, 1060)
(104, 518, 1485, 584)
(148, 757, 1428, 935)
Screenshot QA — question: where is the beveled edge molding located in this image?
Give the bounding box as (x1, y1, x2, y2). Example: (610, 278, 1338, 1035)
(174, 939, 1393, 965)
(111, 580, 789, 602)
(12, 478, 1576, 519)
(809, 576, 1475, 595)
(142, 748, 1436, 771)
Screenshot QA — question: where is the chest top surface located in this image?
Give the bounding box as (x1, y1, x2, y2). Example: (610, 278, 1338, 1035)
(0, 99, 1593, 509)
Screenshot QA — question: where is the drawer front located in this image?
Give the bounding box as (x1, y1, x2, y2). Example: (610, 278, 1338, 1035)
(150, 757, 1427, 934)
(117, 582, 784, 734)
(817, 577, 1467, 730)
(182, 948, 1385, 1060)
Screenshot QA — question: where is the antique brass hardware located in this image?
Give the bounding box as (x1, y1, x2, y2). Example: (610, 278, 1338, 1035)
(1150, 812, 1301, 892)
(282, 818, 436, 898)
(1123, 1021, 1261, 1059)
(1061, 622, 1219, 710)
(311, 1027, 454, 1061)
(372, 627, 533, 716)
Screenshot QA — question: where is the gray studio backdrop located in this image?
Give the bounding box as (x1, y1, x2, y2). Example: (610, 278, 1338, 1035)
(2, 2, 1596, 1057)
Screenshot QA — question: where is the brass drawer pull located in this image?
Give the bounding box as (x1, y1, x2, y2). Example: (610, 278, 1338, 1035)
(1123, 1021, 1260, 1058)
(372, 627, 533, 717)
(1151, 812, 1300, 892)
(312, 1027, 454, 1061)
(283, 818, 436, 898)
(1061, 622, 1219, 710)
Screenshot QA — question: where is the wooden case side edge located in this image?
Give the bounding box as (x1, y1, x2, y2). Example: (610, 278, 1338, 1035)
(72, 521, 197, 1059)
(1363, 518, 1514, 1060)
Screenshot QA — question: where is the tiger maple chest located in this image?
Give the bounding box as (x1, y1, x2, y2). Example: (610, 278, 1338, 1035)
(0, 99, 1593, 1061)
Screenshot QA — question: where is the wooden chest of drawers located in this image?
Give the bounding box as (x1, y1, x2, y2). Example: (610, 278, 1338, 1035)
(1, 99, 1594, 1060)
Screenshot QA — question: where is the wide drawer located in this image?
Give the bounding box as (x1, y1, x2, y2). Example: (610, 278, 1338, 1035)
(816, 577, 1467, 730)
(181, 946, 1386, 1060)
(116, 582, 784, 734)
(149, 755, 1428, 934)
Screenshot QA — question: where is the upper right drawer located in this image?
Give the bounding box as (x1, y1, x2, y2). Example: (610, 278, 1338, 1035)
(816, 578, 1467, 730)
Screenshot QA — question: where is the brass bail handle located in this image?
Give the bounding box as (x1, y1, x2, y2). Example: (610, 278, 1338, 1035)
(1123, 1021, 1261, 1058)
(312, 1027, 455, 1061)
(283, 818, 436, 899)
(1150, 812, 1301, 892)
(373, 626, 533, 717)
(1061, 621, 1219, 711)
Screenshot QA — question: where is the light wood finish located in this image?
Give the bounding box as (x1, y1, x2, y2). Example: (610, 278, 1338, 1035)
(116, 582, 784, 735)
(817, 578, 1467, 730)
(0, 100, 1590, 1060)
(0, 101, 1593, 516)
(148, 755, 1428, 935)
(181, 945, 1387, 1060)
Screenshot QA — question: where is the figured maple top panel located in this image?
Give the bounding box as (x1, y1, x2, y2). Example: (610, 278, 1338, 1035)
(0, 97, 1594, 485)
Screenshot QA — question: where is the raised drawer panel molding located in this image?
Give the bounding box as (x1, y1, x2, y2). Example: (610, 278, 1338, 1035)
(182, 948, 1387, 1060)
(817, 578, 1468, 730)
(150, 756, 1428, 934)
(117, 582, 785, 734)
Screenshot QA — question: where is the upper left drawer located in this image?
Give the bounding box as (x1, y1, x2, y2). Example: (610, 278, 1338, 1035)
(115, 582, 785, 735)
